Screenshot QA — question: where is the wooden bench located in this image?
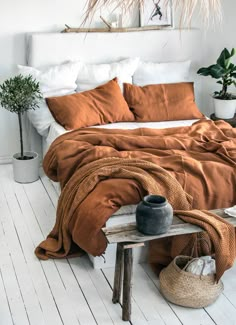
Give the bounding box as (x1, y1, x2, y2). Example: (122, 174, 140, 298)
(102, 208, 236, 321)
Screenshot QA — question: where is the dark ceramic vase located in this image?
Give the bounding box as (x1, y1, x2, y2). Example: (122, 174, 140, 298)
(136, 195, 173, 235)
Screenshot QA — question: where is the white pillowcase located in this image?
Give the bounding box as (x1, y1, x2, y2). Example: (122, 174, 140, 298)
(27, 90, 75, 137)
(26, 99, 54, 137)
(18, 62, 82, 136)
(76, 57, 140, 92)
(133, 60, 191, 86)
(18, 61, 82, 97)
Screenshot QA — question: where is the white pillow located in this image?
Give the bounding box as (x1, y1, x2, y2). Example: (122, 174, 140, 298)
(133, 60, 191, 86)
(18, 61, 82, 97)
(27, 90, 75, 137)
(26, 99, 54, 137)
(17, 62, 82, 136)
(76, 57, 140, 92)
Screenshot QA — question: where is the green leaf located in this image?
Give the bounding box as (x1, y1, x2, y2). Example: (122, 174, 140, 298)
(224, 48, 231, 58)
(228, 63, 235, 71)
(217, 48, 228, 67)
(197, 64, 224, 78)
(211, 65, 226, 78)
(217, 48, 235, 68)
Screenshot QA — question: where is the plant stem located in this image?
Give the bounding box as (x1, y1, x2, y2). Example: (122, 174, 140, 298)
(222, 77, 228, 98)
(18, 112, 24, 158)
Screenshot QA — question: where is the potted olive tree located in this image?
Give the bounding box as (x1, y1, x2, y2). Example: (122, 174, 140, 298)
(197, 48, 236, 119)
(0, 74, 43, 183)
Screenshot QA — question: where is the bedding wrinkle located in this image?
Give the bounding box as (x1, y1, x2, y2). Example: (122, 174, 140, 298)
(36, 119, 236, 279)
(161, 83, 169, 121)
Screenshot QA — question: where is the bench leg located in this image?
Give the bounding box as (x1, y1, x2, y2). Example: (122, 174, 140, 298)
(112, 243, 124, 304)
(122, 247, 133, 321)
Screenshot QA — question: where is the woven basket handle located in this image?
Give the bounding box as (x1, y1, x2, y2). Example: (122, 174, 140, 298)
(190, 237, 211, 257)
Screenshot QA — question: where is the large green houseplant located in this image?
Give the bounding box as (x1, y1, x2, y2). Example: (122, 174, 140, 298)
(0, 74, 43, 183)
(197, 48, 236, 119)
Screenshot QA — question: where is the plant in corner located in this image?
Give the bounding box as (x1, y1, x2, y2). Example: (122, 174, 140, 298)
(197, 48, 236, 119)
(0, 74, 43, 183)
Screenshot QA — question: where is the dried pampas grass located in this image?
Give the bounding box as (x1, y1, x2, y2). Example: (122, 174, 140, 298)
(82, 0, 143, 26)
(82, 0, 222, 27)
(174, 0, 222, 26)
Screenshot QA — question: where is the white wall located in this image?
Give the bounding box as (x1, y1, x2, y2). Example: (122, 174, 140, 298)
(0, 1, 235, 161)
(200, 1, 236, 116)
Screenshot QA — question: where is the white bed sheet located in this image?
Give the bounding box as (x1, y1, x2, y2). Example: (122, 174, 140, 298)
(44, 119, 201, 157)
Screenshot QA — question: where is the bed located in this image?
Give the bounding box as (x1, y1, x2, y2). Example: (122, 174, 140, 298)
(44, 119, 200, 267)
(23, 30, 236, 269)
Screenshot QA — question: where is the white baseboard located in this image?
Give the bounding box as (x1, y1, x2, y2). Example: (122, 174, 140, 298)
(0, 156, 12, 164)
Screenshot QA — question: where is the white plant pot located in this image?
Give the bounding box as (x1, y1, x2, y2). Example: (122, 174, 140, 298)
(12, 151, 39, 183)
(213, 98, 236, 119)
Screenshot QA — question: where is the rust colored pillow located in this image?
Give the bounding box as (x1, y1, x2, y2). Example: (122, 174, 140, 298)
(46, 78, 134, 130)
(123, 82, 204, 122)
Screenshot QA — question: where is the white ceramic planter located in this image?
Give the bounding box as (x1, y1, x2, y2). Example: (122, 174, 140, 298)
(213, 98, 236, 119)
(12, 151, 39, 183)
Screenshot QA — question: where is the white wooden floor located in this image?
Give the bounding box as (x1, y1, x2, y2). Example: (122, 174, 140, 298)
(1, 164, 236, 325)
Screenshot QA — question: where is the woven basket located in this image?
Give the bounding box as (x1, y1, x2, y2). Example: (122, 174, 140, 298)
(159, 255, 224, 308)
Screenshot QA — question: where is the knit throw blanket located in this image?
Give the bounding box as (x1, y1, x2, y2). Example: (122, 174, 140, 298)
(35, 158, 192, 258)
(173, 210, 235, 281)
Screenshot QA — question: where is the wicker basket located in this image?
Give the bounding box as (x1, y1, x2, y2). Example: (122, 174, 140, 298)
(159, 255, 224, 308)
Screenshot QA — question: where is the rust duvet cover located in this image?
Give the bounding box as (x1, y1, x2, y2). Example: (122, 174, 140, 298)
(35, 119, 236, 275)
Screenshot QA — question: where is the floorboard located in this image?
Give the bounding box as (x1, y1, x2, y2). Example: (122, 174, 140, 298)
(0, 265, 13, 325)
(0, 164, 236, 325)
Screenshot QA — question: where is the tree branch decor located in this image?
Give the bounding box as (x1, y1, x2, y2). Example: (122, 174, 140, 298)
(82, 0, 222, 27)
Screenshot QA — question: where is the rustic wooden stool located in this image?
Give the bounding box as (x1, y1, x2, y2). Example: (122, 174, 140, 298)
(102, 208, 236, 321)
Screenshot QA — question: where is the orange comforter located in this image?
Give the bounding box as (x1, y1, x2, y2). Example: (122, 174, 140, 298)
(36, 120, 236, 273)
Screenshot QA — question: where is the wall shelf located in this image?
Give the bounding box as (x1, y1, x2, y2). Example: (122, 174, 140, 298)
(61, 25, 173, 33)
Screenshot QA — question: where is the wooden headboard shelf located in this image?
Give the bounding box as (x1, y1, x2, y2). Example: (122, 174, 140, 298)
(62, 25, 173, 33)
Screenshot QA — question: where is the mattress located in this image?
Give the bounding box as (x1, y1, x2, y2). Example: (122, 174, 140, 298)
(43, 119, 201, 217)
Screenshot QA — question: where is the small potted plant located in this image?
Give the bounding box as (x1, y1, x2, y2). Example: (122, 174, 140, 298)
(197, 48, 236, 119)
(0, 74, 43, 183)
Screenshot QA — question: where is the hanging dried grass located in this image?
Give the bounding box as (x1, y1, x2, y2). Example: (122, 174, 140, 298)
(82, 0, 142, 26)
(82, 0, 222, 27)
(173, 0, 222, 27)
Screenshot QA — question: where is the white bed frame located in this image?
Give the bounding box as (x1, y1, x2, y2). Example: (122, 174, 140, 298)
(26, 29, 202, 268)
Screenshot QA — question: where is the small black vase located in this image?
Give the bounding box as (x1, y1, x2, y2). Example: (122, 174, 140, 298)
(136, 195, 173, 235)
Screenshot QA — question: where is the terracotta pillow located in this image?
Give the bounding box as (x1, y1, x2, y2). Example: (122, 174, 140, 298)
(46, 78, 134, 130)
(123, 82, 204, 122)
